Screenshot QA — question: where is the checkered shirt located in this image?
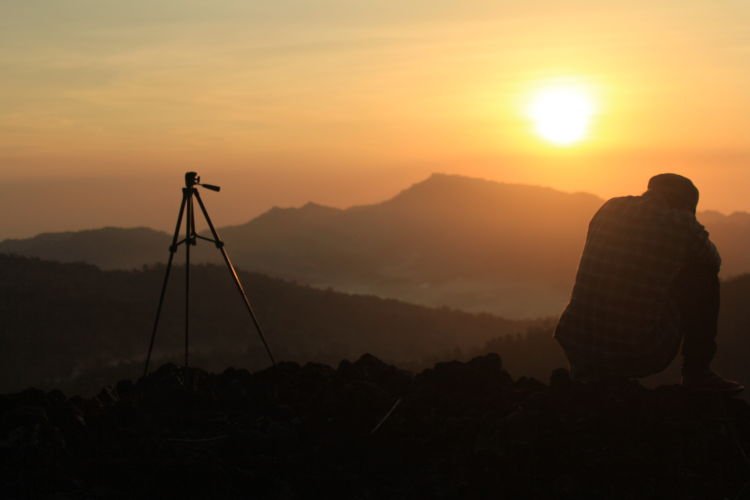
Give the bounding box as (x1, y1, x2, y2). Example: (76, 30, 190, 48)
(554, 194, 720, 377)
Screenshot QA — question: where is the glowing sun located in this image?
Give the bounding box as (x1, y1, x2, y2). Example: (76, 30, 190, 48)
(527, 85, 595, 146)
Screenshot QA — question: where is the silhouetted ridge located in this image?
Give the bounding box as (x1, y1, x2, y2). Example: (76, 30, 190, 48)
(5, 174, 750, 316)
(0, 254, 532, 394)
(0, 226, 170, 269)
(3, 354, 749, 499)
(228, 201, 342, 229)
(385, 172, 601, 208)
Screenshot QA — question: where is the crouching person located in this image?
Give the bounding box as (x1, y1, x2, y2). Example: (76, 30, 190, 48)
(555, 173, 743, 393)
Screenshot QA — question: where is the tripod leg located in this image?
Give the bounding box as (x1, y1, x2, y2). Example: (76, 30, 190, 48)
(144, 192, 188, 377)
(193, 190, 276, 366)
(185, 189, 193, 374)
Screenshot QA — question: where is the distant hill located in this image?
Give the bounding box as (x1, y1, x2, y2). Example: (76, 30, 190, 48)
(0, 227, 170, 269)
(3, 253, 750, 397)
(215, 174, 605, 317)
(697, 210, 750, 279)
(0, 254, 533, 394)
(3, 174, 749, 317)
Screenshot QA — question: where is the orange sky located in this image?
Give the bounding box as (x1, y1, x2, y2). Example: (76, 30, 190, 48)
(2, 1, 750, 238)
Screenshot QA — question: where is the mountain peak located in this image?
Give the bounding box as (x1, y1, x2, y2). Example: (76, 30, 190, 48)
(300, 201, 340, 213)
(387, 173, 602, 209)
(227, 201, 342, 232)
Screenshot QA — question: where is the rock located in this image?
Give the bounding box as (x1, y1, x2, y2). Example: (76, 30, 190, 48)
(97, 385, 119, 407)
(115, 379, 134, 400)
(1, 359, 748, 499)
(337, 354, 412, 395)
(549, 367, 571, 389)
(46, 389, 66, 405)
(514, 376, 547, 393)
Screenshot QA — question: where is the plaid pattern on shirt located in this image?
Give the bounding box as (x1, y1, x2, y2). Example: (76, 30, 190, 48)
(554, 194, 720, 377)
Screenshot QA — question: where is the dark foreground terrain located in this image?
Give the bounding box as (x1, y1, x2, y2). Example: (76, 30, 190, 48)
(2, 354, 750, 499)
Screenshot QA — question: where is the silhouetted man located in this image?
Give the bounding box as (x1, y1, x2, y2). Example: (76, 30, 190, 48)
(555, 173, 743, 392)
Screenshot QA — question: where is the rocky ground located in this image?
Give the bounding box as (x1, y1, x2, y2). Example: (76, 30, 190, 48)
(2, 354, 750, 499)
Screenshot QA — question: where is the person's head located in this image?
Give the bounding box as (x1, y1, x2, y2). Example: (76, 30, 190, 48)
(646, 173, 699, 214)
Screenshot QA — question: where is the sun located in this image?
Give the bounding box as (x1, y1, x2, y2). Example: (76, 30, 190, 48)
(527, 85, 595, 146)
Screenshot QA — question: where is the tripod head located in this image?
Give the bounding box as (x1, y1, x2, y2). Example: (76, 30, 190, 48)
(185, 171, 221, 192)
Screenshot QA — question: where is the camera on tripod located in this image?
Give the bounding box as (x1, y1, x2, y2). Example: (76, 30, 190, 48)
(185, 171, 221, 192)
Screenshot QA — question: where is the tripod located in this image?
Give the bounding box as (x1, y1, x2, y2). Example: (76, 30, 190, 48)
(143, 171, 276, 378)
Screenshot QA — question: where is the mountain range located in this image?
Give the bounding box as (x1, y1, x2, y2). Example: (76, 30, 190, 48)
(5, 251, 750, 399)
(3, 173, 749, 318)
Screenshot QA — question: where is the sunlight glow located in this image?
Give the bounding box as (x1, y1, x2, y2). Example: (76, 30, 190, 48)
(527, 85, 595, 146)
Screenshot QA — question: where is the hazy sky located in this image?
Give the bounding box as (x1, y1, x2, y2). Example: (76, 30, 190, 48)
(2, 1, 750, 238)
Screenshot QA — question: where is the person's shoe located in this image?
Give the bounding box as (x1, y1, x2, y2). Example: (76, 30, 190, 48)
(681, 370, 744, 394)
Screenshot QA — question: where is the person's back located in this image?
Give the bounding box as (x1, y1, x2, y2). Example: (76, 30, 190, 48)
(554, 174, 742, 392)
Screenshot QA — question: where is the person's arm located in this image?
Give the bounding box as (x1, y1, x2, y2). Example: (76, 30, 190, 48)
(686, 216, 721, 273)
